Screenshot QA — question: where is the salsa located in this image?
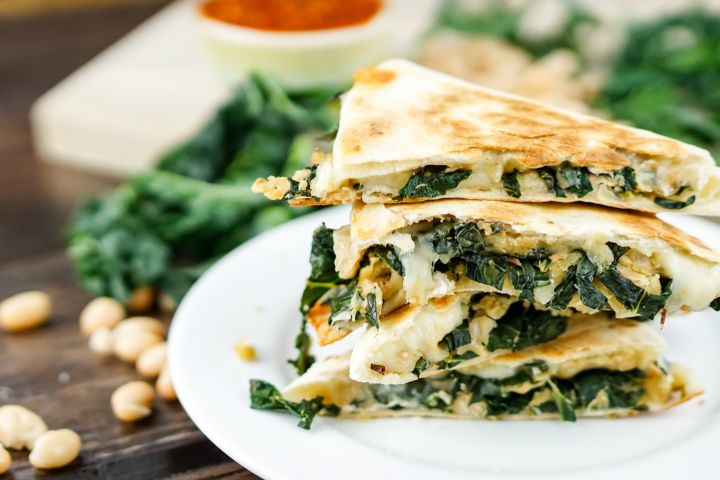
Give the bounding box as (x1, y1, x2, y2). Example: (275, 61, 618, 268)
(201, 0, 383, 32)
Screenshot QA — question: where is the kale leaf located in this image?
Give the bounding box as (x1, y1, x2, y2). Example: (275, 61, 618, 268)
(432, 222, 485, 258)
(548, 380, 577, 422)
(464, 254, 507, 290)
(711, 297, 720, 311)
(575, 254, 609, 310)
(370, 245, 405, 276)
(502, 170, 522, 198)
(249, 379, 336, 429)
(569, 369, 646, 409)
(67, 73, 339, 304)
(509, 261, 551, 302)
(307, 224, 339, 283)
(654, 194, 697, 209)
(365, 292, 379, 329)
(597, 11, 720, 161)
(437, 351, 480, 370)
(396, 166, 471, 199)
(287, 318, 315, 375)
(412, 358, 429, 377)
(537, 167, 566, 198)
(443, 319, 472, 352)
(547, 263, 578, 311)
(300, 224, 344, 314)
(614, 167, 638, 193)
(328, 281, 357, 321)
(486, 302, 569, 352)
(463, 378, 535, 416)
(437, 0, 595, 58)
(558, 162, 593, 197)
(546, 253, 607, 311)
(597, 267, 672, 320)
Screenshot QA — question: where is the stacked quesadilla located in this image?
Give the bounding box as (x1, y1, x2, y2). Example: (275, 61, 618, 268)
(250, 59, 719, 429)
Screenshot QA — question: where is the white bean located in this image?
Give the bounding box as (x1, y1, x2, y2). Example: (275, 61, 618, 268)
(136, 343, 167, 378)
(0, 405, 48, 450)
(79, 297, 125, 336)
(0, 445, 10, 474)
(0, 291, 51, 333)
(111, 381, 154, 422)
(156, 364, 176, 401)
(28, 429, 81, 470)
(113, 330, 163, 363)
(88, 327, 114, 356)
(114, 317, 166, 337)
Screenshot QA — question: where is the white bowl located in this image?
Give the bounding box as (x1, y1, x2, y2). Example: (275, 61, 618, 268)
(195, 0, 440, 88)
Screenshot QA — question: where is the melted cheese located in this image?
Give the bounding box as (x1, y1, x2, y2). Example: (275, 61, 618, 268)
(399, 235, 453, 304)
(654, 250, 720, 311)
(349, 296, 465, 384)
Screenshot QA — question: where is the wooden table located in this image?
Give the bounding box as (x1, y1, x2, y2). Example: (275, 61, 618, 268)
(0, 4, 256, 478)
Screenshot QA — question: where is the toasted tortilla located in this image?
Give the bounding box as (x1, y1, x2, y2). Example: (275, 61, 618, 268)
(253, 59, 720, 214)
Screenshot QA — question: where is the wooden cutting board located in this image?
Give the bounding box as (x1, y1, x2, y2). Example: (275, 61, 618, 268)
(31, 0, 231, 177)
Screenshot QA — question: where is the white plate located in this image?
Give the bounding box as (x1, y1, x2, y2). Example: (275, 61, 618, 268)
(169, 207, 720, 480)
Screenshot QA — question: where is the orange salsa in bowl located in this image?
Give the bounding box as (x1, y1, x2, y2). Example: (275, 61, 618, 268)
(201, 0, 383, 32)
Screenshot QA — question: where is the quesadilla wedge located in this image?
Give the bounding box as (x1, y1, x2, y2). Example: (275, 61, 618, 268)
(253, 59, 720, 215)
(250, 319, 701, 429)
(301, 200, 720, 344)
(349, 294, 586, 384)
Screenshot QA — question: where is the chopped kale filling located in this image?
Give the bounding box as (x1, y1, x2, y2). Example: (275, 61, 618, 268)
(370, 245, 405, 276)
(486, 302, 569, 352)
(654, 189, 697, 209)
(395, 166, 471, 199)
(711, 297, 720, 311)
(509, 261, 551, 302)
(327, 281, 358, 323)
(268, 365, 651, 429)
(366, 367, 646, 418)
(502, 170, 522, 198)
(568, 368, 646, 409)
(283, 165, 318, 199)
(574, 254, 609, 310)
(464, 254, 508, 290)
(365, 292, 379, 328)
(412, 357, 429, 377)
(443, 319, 472, 352)
(287, 318, 315, 375)
(557, 162, 593, 197)
(598, 268, 671, 320)
(300, 224, 344, 313)
(538, 167, 566, 197)
(613, 166, 637, 193)
(548, 380, 577, 422)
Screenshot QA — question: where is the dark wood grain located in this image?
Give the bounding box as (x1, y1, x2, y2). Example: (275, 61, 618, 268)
(0, 4, 256, 479)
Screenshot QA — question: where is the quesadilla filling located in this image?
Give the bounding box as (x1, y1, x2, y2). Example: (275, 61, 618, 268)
(302, 219, 720, 340)
(348, 293, 573, 384)
(251, 350, 699, 429)
(254, 157, 701, 210)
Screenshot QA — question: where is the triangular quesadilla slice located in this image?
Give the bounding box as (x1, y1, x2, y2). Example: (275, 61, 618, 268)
(301, 201, 720, 345)
(249, 317, 701, 429)
(253, 59, 720, 215)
